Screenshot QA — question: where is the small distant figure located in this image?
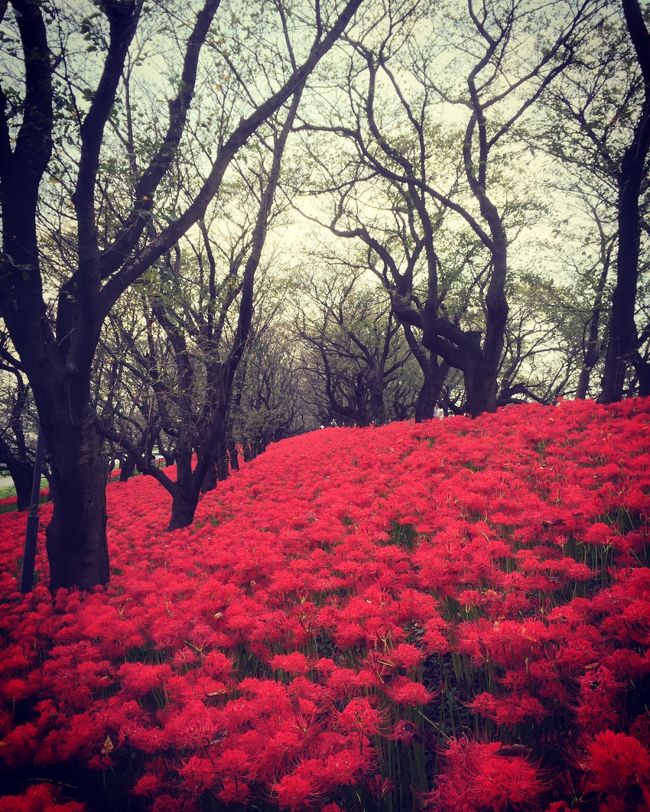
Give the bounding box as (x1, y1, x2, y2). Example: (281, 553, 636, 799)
(433, 406, 444, 419)
(320, 424, 325, 430)
(330, 418, 338, 427)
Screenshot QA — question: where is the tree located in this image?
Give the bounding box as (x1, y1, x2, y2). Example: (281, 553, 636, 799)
(0, 0, 363, 590)
(493, 274, 583, 404)
(601, 0, 650, 400)
(0, 340, 36, 510)
(298, 272, 412, 425)
(532, 0, 648, 400)
(98, 93, 302, 530)
(233, 322, 306, 460)
(296, 0, 601, 415)
(97, 328, 163, 483)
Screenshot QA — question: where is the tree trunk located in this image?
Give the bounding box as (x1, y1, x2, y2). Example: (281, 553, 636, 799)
(601, 224, 643, 401)
(168, 487, 200, 531)
(106, 457, 116, 483)
(119, 453, 137, 482)
(369, 377, 386, 425)
(414, 358, 448, 422)
(200, 462, 217, 493)
(600, 0, 650, 402)
(455, 332, 492, 418)
(576, 365, 591, 401)
(8, 460, 34, 512)
(577, 231, 610, 400)
(463, 316, 508, 417)
(198, 424, 230, 493)
(637, 356, 650, 396)
(0, 435, 35, 511)
(228, 441, 239, 471)
(45, 414, 109, 591)
(216, 439, 229, 481)
(414, 376, 437, 422)
(465, 363, 498, 417)
(167, 444, 202, 530)
(469, 238, 509, 416)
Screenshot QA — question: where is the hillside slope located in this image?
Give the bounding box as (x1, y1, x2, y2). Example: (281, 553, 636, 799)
(1, 399, 649, 811)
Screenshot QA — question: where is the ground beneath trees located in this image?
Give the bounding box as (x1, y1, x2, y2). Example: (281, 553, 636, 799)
(0, 399, 649, 811)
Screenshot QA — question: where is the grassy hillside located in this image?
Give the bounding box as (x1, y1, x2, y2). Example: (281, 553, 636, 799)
(0, 399, 649, 811)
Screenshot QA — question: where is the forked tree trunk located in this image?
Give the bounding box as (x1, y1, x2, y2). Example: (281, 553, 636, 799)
(168, 487, 200, 531)
(45, 414, 109, 591)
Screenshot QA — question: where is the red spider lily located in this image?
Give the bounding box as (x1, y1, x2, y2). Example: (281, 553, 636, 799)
(270, 652, 311, 674)
(215, 778, 251, 804)
(272, 773, 316, 811)
(385, 676, 436, 706)
(0, 398, 648, 810)
(0, 783, 85, 811)
(335, 697, 384, 736)
(429, 737, 546, 811)
(468, 690, 548, 726)
(584, 730, 650, 797)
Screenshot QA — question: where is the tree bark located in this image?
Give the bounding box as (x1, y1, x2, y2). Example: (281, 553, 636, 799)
(414, 358, 448, 422)
(576, 261, 609, 399)
(167, 443, 204, 531)
(228, 441, 239, 471)
(8, 460, 34, 511)
(369, 376, 386, 425)
(200, 463, 217, 493)
(600, 0, 650, 401)
(45, 412, 108, 591)
(414, 377, 436, 422)
(0, 436, 34, 511)
(465, 364, 497, 417)
(216, 435, 229, 481)
(168, 487, 200, 531)
(118, 453, 137, 482)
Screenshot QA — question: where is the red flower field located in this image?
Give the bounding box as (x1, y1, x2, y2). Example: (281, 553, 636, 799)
(0, 399, 649, 811)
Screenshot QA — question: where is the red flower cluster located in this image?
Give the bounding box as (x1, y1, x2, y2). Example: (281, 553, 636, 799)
(428, 737, 547, 810)
(0, 784, 84, 812)
(0, 398, 649, 810)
